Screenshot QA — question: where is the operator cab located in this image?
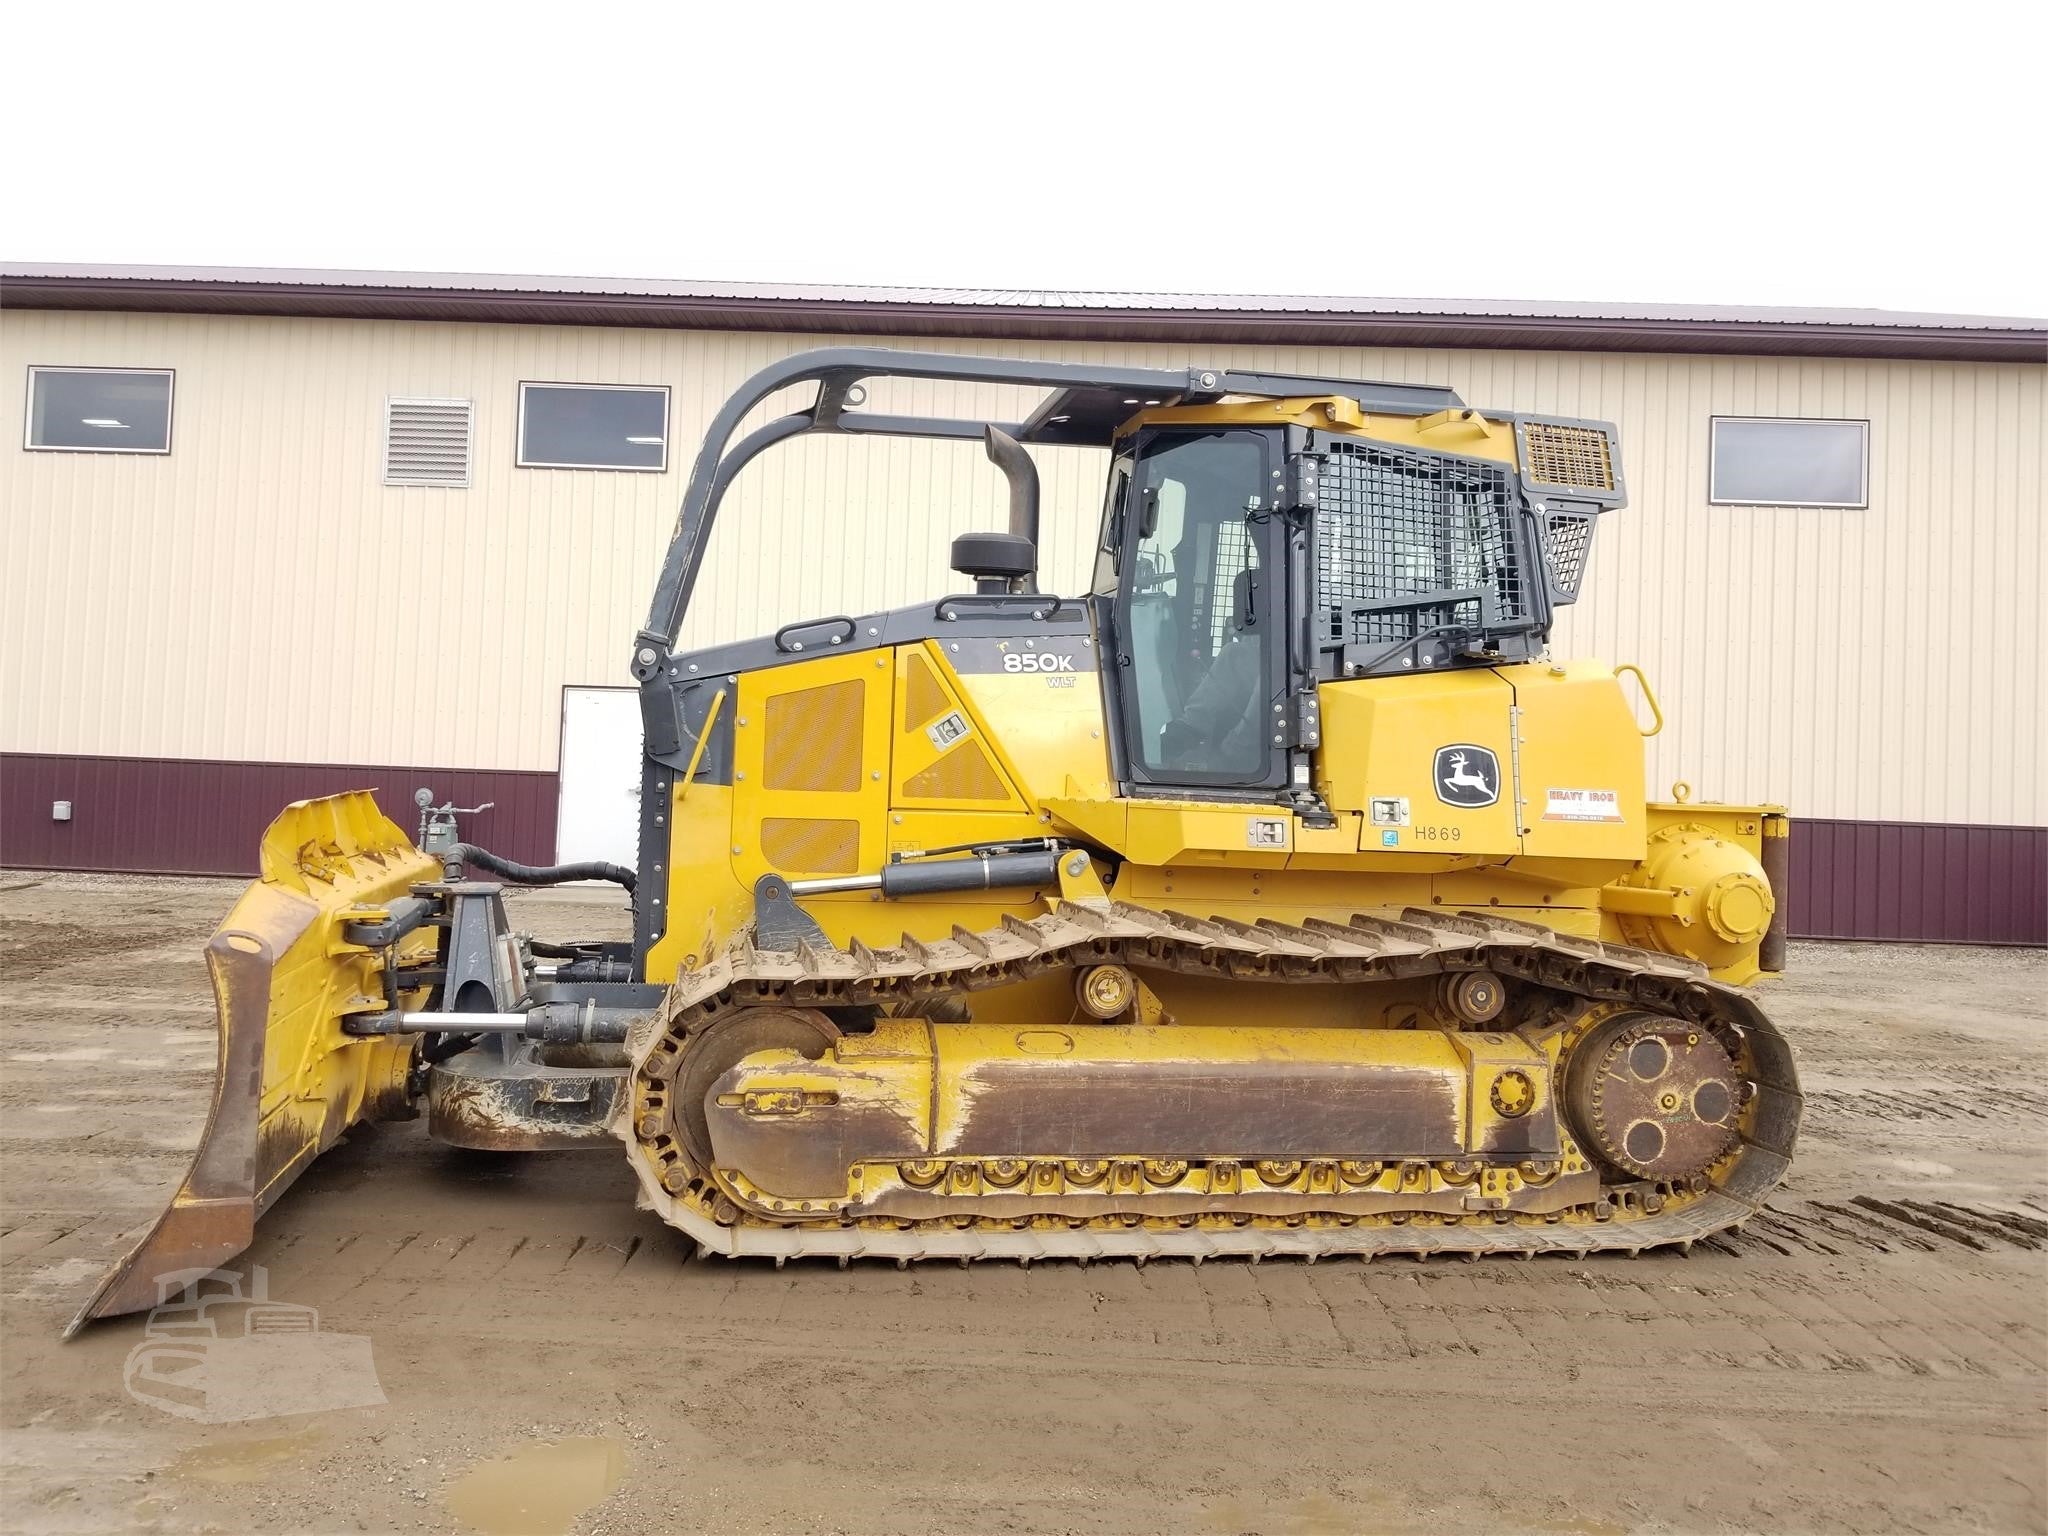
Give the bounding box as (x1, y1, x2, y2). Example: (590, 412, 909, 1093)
(1090, 400, 1620, 800)
(630, 348, 1622, 830)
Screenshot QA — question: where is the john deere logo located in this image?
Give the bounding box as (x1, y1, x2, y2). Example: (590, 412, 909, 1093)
(1434, 745, 1500, 808)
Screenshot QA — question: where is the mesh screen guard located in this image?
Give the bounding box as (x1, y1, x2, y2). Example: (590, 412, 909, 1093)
(1313, 440, 1549, 674)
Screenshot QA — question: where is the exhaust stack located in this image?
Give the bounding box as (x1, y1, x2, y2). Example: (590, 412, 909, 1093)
(982, 425, 1039, 591)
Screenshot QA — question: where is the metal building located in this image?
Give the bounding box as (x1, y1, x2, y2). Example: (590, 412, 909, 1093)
(2, 265, 2042, 943)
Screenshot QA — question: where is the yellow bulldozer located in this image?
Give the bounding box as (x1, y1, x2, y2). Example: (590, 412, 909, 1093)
(72, 347, 1800, 1331)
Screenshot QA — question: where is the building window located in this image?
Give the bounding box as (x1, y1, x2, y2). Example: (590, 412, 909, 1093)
(517, 382, 669, 471)
(24, 367, 174, 454)
(1709, 417, 1869, 509)
(384, 397, 473, 487)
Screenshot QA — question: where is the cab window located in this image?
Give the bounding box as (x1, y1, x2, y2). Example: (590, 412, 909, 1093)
(1120, 430, 1275, 783)
(1092, 455, 1131, 594)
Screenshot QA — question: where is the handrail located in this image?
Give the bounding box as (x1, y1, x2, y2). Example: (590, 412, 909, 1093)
(773, 615, 858, 653)
(677, 687, 726, 801)
(1614, 663, 1665, 737)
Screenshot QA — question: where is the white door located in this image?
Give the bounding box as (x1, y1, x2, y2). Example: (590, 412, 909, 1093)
(556, 687, 644, 869)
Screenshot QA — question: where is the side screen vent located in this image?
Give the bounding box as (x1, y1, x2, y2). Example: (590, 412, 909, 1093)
(761, 817, 860, 874)
(1521, 420, 1615, 492)
(902, 654, 949, 731)
(765, 679, 864, 792)
(1544, 511, 1596, 600)
(905, 741, 1011, 801)
(384, 397, 474, 487)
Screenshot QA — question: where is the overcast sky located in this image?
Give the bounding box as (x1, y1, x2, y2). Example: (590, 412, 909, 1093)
(7, 2, 2044, 317)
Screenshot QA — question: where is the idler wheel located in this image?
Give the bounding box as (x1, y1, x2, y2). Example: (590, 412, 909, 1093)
(672, 1006, 839, 1173)
(1564, 1013, 1741, 1182)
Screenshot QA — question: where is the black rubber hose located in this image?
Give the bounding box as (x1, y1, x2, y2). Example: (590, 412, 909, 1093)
(441, 843, 636, 894)
(527, 938, 605, 959)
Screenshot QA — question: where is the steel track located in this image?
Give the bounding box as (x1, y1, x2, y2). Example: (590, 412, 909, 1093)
(620, 903, 1802, 1264)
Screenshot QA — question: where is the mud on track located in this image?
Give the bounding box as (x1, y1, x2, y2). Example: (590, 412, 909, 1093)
(1, 873, 2042, 1535)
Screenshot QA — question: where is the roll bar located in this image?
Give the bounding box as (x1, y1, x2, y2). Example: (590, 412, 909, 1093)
(629, 346, 1462, 680)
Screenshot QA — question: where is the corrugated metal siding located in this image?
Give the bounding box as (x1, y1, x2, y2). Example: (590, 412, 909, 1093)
(1790, 819, 2048, 944)
(0, 753, 556, 875)
(2, 312, 2041, 832)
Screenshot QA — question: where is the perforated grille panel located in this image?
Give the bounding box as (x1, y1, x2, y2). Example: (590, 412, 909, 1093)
(1545, 512, 1595, 598)
(905, 740, 1010, 801)
(760, 817, 860, 873)
(1522, 421, 1615, 491)
(902, 654, 949, 731)
(764, 679, 863, 792)
(1318, 442, 1526, 648)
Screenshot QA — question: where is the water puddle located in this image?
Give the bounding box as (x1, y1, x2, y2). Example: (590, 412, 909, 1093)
(169, 1428, 324, 1485)
(446, 1437, 627, 1535)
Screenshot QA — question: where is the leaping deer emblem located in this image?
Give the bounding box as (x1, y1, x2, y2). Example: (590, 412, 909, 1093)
(1442, 751, 1493, 797)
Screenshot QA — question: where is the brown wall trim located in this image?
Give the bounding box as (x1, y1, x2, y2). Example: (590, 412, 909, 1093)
(2, 754, 2041, 944)
(1789, 818, 2046, 945)
(4, 278, 2041, 363)
(0, 753, 556, 877)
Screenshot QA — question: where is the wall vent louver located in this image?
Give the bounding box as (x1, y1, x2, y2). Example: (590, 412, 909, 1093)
(384, 397, 473, 487)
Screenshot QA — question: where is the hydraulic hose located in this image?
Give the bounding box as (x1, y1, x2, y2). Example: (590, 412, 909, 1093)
(440, 844, 636, 895)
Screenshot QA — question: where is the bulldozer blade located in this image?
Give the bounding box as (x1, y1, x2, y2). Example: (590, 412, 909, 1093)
(66, 792, 438, 1337)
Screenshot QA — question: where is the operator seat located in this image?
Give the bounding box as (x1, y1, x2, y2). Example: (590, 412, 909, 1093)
(1128, 555, 1185, 735)
(1192, 565, 1261, 686)
(1231, 565, 1261, 634)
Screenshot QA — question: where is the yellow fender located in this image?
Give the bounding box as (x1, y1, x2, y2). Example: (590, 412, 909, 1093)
(67, 792, 436, 1336)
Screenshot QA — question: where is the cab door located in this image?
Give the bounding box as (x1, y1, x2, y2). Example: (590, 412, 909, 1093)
(1110, 427, 1290, 796)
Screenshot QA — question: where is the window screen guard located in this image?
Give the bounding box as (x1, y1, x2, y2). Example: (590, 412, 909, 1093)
(1314, 440, 1548, 675)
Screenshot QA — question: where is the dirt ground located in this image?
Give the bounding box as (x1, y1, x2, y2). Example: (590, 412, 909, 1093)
(0, 872, 2042, 1536)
